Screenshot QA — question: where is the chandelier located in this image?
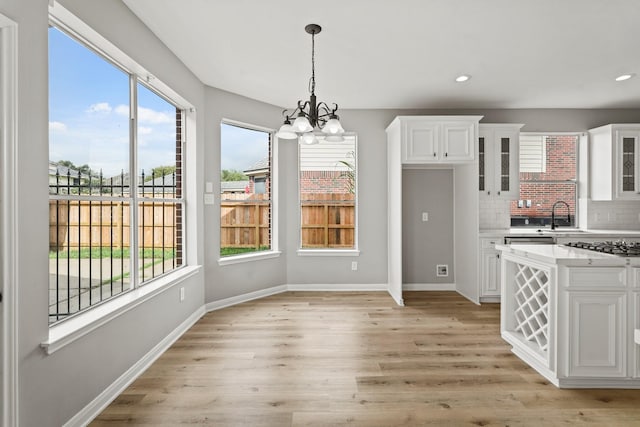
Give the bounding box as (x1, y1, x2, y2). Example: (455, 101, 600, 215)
(276, 24, 345, 144)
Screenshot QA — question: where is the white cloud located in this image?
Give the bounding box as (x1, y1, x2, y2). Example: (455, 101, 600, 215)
(86, 102, 112, 114)
(49, 121, 67, 132)
(138, 106, 173, 124)
(114, 104, 129, 116)
(139, 126, 153, 135)
(113, 104, 172, 124)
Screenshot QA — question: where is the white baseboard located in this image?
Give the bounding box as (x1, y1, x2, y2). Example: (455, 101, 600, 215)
(403, 283, 456, 291)
(287, 283, 388, 292)
(204, 285, 288, 312)
(63, 307, 206, 427)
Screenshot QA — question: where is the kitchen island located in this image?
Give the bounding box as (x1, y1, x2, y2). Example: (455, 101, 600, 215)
(496, 243, 640, 388)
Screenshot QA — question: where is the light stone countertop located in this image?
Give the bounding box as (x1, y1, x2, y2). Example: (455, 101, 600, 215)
(480, 228, 640, 238)
(494, 243, 640, 266)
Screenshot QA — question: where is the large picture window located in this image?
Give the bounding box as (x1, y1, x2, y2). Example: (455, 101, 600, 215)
(48, 25, 185, 324)
(220, 122, 272, 257)
(299, 135, 357, 250)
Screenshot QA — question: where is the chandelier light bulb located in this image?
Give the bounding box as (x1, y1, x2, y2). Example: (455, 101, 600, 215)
(292, 114, 313, 133)
(300, 133, 319, 145)
(322, 117, 345, 135)
(276, 122, 297, 139)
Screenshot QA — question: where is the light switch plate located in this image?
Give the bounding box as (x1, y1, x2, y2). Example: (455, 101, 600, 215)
(422, 212, 429, 222)
(204, 193, 215, 205)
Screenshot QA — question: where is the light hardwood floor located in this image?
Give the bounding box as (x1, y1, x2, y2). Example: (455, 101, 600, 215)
(92, 291, 640, 426)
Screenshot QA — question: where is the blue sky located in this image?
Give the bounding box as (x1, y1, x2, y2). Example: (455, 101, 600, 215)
(49, 27, 268, 178)
(220, 123, 268, 173)
(49, 27, 179, 177)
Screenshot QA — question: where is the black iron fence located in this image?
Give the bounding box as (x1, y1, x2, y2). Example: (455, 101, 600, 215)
(48, 169, 183, 323)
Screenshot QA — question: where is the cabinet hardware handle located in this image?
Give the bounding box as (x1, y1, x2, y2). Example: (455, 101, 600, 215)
(487, 191, 490, 195)
(497, 254, 500, 259)
(497, 191, 501, 195)
(445, 152, 448, 157)
(433, 152, 436, 157)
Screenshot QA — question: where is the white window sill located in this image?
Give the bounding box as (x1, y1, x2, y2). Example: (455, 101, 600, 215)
(218, 250, 282, 266)
(42, 265, 201, 355)
(297, 249, 360, 257)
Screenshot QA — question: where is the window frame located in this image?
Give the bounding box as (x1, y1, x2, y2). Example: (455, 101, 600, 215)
(297, 133, 360, 256)
(512, 132, 580, 228)
(45, 2, 197, 350)
(217, 119, 280, 266)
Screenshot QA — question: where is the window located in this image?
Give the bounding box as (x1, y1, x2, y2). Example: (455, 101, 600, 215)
(299, 135, 357, 250)
(511, 134, 578, 227)
(48, 25, 185, 324)
(220, 122, 272, 258)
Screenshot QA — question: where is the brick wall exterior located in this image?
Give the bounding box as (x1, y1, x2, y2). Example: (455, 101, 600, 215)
(511, 135, 577, 223)
(300, 171, 352, 194)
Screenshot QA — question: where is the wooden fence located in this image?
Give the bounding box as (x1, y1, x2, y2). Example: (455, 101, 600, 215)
(50, 194, 355, 251)
(49, 200, 178, 250)
(300, 193, 355, 248)
(219, 193, 355, 249)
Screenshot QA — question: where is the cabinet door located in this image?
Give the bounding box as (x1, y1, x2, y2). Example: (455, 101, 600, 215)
(402, 121, 439, 163)
(442, 121, 474, 161)
(481, 249, 501, 297)
(493, 129, 520, 199)
(568, 292, 626, 377)
(615, 130, 640, 199)
(478, 130, 495, 197)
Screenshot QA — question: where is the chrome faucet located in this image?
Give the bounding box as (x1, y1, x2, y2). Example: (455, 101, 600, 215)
(551, 200, 571, 230)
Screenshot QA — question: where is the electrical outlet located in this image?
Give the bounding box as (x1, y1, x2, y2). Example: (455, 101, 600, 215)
(422, 212, 429, 222)
(179, 287, 185, 302)
(436, 264, 448, 277)
(351, 261, 358, 271)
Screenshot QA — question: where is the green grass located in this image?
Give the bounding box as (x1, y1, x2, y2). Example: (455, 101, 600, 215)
(220, 246, 270, 257)
(49, 247, 175, 259)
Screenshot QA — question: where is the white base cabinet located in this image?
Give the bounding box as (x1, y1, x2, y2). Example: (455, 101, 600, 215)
(567, 291, 627, 378)
(480, 237, 502, 301)
(499, 246, 640, 388)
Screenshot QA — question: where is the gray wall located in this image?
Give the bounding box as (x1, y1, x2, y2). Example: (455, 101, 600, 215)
(5, 0, 640, 425)
(402, 169, 454, 284)
(6, 1, 206, 426)
(203, 86, 287, 302)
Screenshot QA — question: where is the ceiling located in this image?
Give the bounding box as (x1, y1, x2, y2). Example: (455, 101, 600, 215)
(122, 0, 640, 110)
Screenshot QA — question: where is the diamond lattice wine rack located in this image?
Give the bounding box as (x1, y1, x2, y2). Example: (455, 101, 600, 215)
(513, 263, 550, 354)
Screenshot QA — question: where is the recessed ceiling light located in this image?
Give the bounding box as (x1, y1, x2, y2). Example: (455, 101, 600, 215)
(615, 73, 635, 82)
(455, 74, 471, 83)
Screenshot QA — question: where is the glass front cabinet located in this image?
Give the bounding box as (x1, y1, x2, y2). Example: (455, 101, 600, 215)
(589, 124, 640, 201)
(478, 124, 523, 200)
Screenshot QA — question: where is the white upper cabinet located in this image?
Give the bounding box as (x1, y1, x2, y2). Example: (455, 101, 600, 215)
(589, 124, 640, 200)
(478, 124, 523, 199)
(397, 116, 482, 164)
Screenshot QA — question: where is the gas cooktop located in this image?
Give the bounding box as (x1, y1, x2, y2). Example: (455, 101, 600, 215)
(565, 241, 640, 256)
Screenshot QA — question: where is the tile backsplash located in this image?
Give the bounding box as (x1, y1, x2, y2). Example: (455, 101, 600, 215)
(479, 199, 511, 229)
(587, 200, 640, 230)
(479, 198, 640, 230)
